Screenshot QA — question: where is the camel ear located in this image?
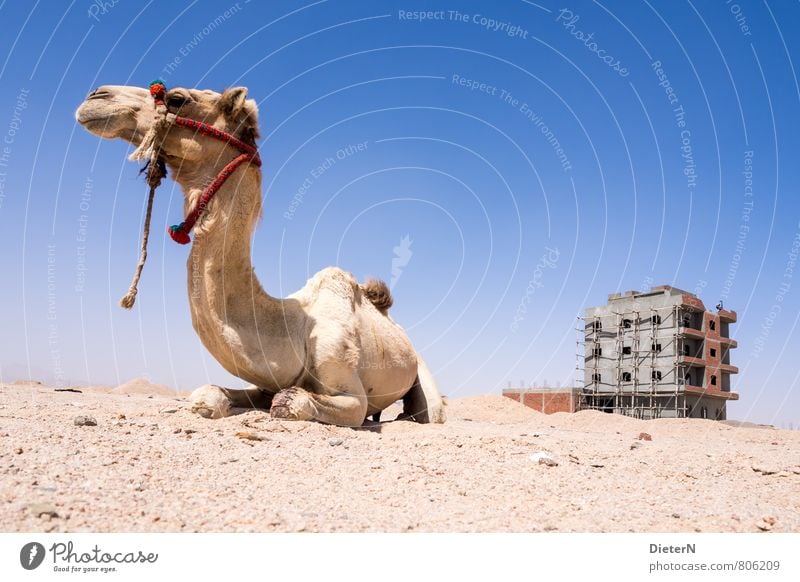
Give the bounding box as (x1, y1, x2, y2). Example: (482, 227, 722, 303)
(218, 87, 249, 117)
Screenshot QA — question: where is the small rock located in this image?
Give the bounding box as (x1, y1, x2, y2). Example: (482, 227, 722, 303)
(590, 463, 605, 468)
(160, 408, 178, 414)
(73, 415, 97, 427)
(173, 428, 182, 434)
(329, 438, 344, 447)
(183, 428, 197, 435)
(630, 442, 642, 450)
(638, 432, 652, 441)
(752, 464, 779, 476)
(568, 454, 580, 464)
(235, 431, 265, 441)
(29, 503, 59, 519)
(14, 447, 23, 455)
(671, 513, 681, 519)
(530, 452, 558, 467)
(756, 516, 776, 531)
(117, 414, 126, 420)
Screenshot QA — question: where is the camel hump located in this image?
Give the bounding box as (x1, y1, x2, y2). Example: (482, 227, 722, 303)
(361, 278, 393, 313)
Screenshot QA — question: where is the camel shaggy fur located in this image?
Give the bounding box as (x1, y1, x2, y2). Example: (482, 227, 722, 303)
(75, 84, 445, 427)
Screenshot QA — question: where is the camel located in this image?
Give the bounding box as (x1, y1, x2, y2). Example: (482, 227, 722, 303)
(75, 83, 445, 427)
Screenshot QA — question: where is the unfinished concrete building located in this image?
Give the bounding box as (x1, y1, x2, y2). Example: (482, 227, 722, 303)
(580, 285, 739, 419)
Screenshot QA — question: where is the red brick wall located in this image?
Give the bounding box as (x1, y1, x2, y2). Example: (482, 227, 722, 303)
(542, 392, 574, 414)
(504, 390, 576, 414)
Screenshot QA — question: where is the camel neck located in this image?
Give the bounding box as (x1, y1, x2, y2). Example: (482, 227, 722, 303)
(178, 166, 275, 311)
(173, 164, 306, 389)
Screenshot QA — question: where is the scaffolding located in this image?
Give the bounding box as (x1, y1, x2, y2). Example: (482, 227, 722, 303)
(576, 303, 696, 419)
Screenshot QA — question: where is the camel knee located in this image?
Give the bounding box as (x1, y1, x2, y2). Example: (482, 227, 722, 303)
(270, 387, 315, 421)
(189, 384, 232, 419)
(270, 386, 367, 427)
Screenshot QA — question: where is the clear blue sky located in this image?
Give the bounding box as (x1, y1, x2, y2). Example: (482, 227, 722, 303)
(1, 0, 798, 427)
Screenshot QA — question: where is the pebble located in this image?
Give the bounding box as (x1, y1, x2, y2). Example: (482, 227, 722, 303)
(236, 431, 265, 441)
(173, 428, 182, 434)
(638, 432, 652, 441)
(756, 516, 776, 531)
(183, 429, 197, 434)
(530, 452, 558, 467)
(14, 447, 23, 454)
(73, 415, 97, 427)
(160, 408, 178, 414)
(329, 438, 344, 447)
(630, 442, 642, 450)
(28, 502, 59, 519)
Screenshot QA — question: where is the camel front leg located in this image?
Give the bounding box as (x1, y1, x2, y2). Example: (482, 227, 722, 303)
(270, 365, 367, 427)
(190, 384, 273, 419)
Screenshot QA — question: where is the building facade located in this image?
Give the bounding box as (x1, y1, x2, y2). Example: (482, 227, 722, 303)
(581, 285, 739, 419)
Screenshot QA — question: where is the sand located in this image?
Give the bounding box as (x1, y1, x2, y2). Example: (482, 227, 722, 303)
(1, 381, 798, 533)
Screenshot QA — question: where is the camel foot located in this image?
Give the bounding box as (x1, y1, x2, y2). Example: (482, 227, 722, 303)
(269, 387, 314, 421)
(190, 384, 232, 419)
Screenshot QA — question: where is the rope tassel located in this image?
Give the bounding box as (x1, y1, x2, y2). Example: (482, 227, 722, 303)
(119, 158, 166, 309)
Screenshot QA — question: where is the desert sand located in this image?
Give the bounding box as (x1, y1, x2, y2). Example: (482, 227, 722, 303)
(1, 380, 798, 533)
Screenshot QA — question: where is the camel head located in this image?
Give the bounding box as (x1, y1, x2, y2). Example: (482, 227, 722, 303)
(75, 84, 260, 166)
(76, 84, 263, 308)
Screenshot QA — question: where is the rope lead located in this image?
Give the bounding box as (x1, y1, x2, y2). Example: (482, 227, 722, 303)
(119, 158, 166, 309)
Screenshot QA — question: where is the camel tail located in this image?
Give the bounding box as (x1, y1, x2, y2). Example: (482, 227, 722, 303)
(362, 278, 394, 314)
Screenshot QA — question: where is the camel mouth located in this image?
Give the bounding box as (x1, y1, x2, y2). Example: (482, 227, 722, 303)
(77, 115, 110, 127)
(75, 101, 139, 140)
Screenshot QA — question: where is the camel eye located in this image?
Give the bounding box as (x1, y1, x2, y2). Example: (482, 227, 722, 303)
(167, 94, 187, 109)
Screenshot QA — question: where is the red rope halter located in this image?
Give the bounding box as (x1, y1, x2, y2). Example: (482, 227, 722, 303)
(148, 80, 261, 245)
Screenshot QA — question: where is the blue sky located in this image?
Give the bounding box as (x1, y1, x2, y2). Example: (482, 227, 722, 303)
(0, 0, 798, 426)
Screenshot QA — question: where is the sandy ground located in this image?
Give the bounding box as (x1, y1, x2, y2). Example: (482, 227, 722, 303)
(1, 380, 799, 533)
